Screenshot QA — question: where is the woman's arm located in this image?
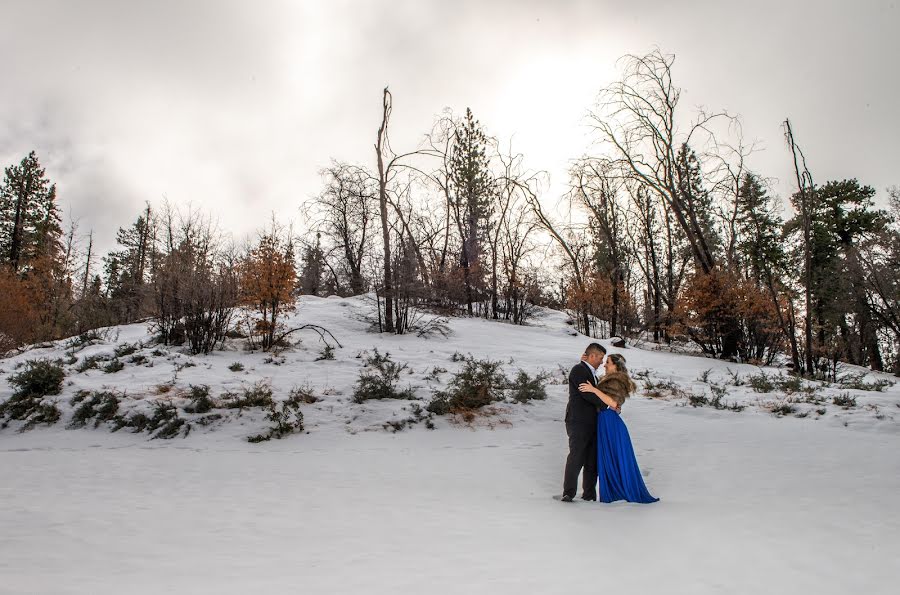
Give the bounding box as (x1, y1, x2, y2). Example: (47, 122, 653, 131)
(577, 382, 620, 410)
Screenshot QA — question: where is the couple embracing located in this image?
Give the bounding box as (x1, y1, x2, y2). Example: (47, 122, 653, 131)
(560, 342, 658, 504)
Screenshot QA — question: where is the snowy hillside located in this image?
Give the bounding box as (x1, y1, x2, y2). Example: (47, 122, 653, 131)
(1, 295, 899, 594)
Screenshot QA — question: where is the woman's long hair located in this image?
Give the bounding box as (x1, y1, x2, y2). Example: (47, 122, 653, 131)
(607, 353, 637, 395)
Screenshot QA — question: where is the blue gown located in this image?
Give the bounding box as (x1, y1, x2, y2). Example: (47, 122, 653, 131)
(597, 408, 659, 503)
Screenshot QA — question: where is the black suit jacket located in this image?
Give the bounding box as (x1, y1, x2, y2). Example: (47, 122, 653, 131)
(565, 361, 607, 428)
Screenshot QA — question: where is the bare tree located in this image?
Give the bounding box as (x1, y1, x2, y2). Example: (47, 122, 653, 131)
(587, 50, 732, 276)
(375, 87, 395, 332)
(308, 162, 376, 295)
(784, 118, 816, 375)
(570, 159, 632, 337)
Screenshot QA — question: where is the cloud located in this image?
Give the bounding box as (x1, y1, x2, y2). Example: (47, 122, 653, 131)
(1, 0, 897, 256)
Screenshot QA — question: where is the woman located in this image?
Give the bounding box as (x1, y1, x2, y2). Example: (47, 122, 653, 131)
(578, 353, 658, 504)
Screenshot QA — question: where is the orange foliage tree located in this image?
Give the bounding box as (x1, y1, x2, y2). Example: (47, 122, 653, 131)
(239, 230, 297, 351)
(0, 266, 40, 353)
(673, 270, 784, 363)
(566, 274, 635, 338)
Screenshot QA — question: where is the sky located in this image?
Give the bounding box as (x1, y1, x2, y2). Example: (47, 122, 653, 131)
(1, 0, 897, 254)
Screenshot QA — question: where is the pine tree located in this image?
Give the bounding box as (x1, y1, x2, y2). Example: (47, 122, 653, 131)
(298, 232, 326, 296)
(0, 151, 62, 274)
(103, 203, 156, 323)
(787, 179, 888, 374)
(0, 151, 72, 343)
(674, 143, 720, 264)
(448, 108, 494, 315)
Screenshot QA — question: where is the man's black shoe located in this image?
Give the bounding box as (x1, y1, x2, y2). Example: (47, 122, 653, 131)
(581, 495, 597, 501)
(560, 494, 574, 502)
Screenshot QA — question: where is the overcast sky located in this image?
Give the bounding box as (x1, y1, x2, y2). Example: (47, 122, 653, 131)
(1, 0, 897, 253)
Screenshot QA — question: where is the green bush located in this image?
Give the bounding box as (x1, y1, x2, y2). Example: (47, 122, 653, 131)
(76, 355, 107, 373)
(508, 370, 549, 403)
(836, 372, 894, 392)
(149, 403, 189, 439)
(0, 360, 66, 427)
(183, 385, 215, 414)
(248, 395, 305, 442)
(832, 393, 857, 408)
(771, 403, 796, 417)
(8, 359, 65, 398)
(69, 391, 121, 428)
(103, 359, 125, 374)
(429, 355, 508, 413)
(288, 385, 319, 404)
(352, 349, 415, 403)
(114, 343, 140, 358)
(688, 393, 709, 407)
(228, 362, 245, 372)
(315, 344, 335, 361)
(129, 354, 149, 366)
(747, 372, 776, 393)
(222, 382, 274, 409)
(21, 403, 62, 430)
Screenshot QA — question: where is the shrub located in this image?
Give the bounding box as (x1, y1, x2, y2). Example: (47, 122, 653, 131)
(688, 393, 709, 407)
(76, 355, 107, 373)
(103, 359, 125, 374)
(21, 403, 61, 430)
(352, 349, 415, 403)
(8, 359, 65, 398)
(508, 370, 549, 403)
(129, 354, 148, 366)
(288, 385, 319, 404)
(725, 368, 744, 386)
(836, 372, 894, 392)
(222, 382, 274, 409)
(771, 403, 796, 417)
(642, 378, 686, 400)
(248, 395, 305, 442)
(114, 343, 140, 358)
(697, 369, 712, 383)
(69, 391, 121, 428)
(183, 385, 215, 414)
(707, 385, 745, 412)
(430, 355, 508, 412)
(113, 403, 190, 438)
(148, 403, 189, 439)
(315, 344, 335, 361)
(382, 402, 433, 433)
(228, 362, 245, 372)
(832, 393, 857, 408)
(775, 374, 804, 394)
(1, 360, 66, 426)
(747, 372, 776, 393)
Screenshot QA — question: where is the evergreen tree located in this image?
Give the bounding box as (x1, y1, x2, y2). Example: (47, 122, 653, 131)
(103, 203, 156, 323)
(736, 173, 787, 283)
(298, 232, 326, 296)
(0, 151, 62, 274)
(674, 143, 720, 263)
(448, 108, 494, 314)
(787, 179, 888, 373)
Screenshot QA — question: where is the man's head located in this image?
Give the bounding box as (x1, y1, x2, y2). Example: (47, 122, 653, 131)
(584, 342, 607, 368)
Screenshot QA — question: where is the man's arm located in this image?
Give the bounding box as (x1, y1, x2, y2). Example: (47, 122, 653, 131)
(569, 365, 605, 408)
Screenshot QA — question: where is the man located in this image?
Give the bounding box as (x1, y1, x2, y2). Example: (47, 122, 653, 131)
(560, 343, 608, 502)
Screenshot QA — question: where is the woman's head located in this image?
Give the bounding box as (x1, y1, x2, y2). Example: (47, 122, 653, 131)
(604, 353, 636, 395)
(604, 353, 628, 375)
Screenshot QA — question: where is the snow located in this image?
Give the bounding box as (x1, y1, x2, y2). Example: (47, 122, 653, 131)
(1, 295, 899, 594)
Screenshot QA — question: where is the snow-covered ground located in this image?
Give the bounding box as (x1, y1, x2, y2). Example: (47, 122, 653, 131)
(2, 296, 899, 594)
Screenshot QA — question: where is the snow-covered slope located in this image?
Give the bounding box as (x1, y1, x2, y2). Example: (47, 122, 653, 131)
(1, 295, 899, 594)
